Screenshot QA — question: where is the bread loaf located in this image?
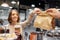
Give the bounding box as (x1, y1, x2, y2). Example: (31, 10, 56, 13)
(34, 11, 55, 30)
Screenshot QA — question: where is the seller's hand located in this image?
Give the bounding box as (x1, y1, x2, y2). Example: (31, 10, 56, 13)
(46, 8, 60, 18)
(33, 8, 42, 15)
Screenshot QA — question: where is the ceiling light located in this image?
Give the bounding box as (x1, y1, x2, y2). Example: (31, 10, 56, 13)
(31, 4, 35, 7)
(1, 3, 9, 7)
(39, 3, 41, 5)
(17, 1, 19, 5)
(9, 6, 13, 8)
(11, 1, 16, 4)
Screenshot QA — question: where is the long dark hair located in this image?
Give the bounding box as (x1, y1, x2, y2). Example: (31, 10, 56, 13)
(8, 8, 20, 24)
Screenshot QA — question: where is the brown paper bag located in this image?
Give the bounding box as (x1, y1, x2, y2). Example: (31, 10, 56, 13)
(34, 12, 55, 31)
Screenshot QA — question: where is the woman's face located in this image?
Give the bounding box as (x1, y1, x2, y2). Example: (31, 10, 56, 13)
(11, 10, 18, 22)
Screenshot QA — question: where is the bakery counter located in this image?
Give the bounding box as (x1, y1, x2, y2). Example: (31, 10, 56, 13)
(0, 33, 17, 40)
(0, 27, 18, 40)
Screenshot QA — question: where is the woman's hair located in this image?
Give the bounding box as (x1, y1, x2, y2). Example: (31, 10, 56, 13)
(8, 8, 20, 24)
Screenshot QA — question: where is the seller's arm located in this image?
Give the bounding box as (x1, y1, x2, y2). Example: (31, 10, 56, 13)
(46, 8, 60, 19)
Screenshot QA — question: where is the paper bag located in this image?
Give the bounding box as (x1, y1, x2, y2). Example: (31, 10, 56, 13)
(34, 13, 55, 30)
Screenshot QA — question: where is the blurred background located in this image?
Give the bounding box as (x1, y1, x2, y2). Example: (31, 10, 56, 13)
(0, 0, 60, 25)
(0, 0, 60, 40)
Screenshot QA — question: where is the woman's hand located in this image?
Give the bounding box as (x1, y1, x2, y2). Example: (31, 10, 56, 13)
(33, 8, 42, 15)
(46, 8, 60, 18)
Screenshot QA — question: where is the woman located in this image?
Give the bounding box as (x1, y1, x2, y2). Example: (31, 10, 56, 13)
(2, 8, 41, 40)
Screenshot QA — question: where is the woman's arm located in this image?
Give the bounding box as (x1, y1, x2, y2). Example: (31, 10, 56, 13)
(21, 11, 35, 28)
(21, 8, 41, 28)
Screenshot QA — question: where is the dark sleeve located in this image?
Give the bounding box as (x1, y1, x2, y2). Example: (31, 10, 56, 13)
(16, 35, 22, 40)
